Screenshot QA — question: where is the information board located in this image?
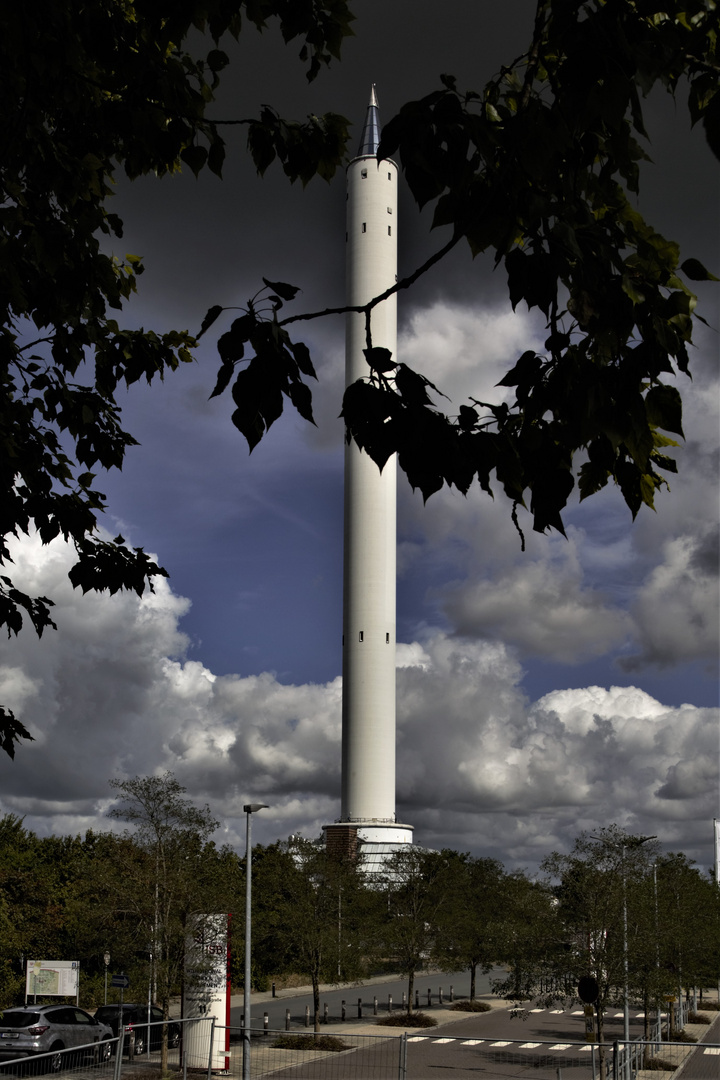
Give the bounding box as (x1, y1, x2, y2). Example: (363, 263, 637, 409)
(26, 961, 79, 1001)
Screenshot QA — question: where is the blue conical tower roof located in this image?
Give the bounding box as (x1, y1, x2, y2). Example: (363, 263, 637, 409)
(357, 84, 380, 156)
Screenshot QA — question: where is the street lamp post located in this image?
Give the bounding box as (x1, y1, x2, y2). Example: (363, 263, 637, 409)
(103, 952, 110, 1006)
(243, 803, 269, 1080)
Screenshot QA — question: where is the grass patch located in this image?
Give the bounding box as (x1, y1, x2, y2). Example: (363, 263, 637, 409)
(450, 1000, 491, 1012)
(688, 1011, 711, 1024)
(272, 1034, 350, 1052)
(643, 1058, 678, 1071)
(698, 1000, 720, 1011)
(376, 1011, 438, 1028)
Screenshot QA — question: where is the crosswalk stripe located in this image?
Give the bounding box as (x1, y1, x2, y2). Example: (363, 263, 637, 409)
(489, 1041, 511, 1047)
(549, 1043, 572, 1050)
(519, 1042, 541, 1048)
(462, 1040, 483, 1045)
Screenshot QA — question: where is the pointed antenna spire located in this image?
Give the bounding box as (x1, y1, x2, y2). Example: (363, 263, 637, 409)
(357, 83, 381, 156)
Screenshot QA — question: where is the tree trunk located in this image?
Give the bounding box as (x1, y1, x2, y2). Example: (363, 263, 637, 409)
(312, 970, 320, 1034)
(160, 995, 169, 1075)
(595, 1005, 606, 1079)
(470, 962, 477, 1002)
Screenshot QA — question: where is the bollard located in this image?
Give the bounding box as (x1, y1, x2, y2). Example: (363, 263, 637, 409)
(388, 994, 393, 1013)
(450, 985, 454, 1002)
(304, 1006, 309, 1028)
(402, 992, 407, 1010)
(285, 1009, 290, 1032)
(358, 998, 362, 1019)
(341, 1000, 346, 1021)
(323, 1003, 329, 1025)
(272, 982, 276, 998)
(439, 987, 443, 1005)
(427, 989, 432, 1008)
(263, 1013, 269, 1037)
(415, 990, 419, 1010)
(373, 996, 378, 1016)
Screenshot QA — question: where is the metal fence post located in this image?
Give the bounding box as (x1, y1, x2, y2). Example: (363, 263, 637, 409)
(388, 994, 393, 1013)
(427, 988, 431, 1008)
(285, 1009, 290, 1031)
(398, 1031, 407, 1080)
(612, 1039, 619, 1080)
(323, 1003, 329, 1024)
(591, 1043, 596, 1080)
(112, 1032, 124, 1080)
(415, 990, 419, 1010)
(264, 1013, 269, 1036)
(373, 996, 378, 1016)
(206, 1019, 215, 1080)
(358, 998, 362, 1018)
(439, 987, 443, 1005)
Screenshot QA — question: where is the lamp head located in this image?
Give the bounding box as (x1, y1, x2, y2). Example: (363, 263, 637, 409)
(243, 803, 269, 814)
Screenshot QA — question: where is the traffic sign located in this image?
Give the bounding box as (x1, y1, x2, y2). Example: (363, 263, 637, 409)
(111, 974, 130, 989)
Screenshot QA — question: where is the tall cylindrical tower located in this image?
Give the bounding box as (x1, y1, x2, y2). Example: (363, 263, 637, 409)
(325, 87, 413, 863)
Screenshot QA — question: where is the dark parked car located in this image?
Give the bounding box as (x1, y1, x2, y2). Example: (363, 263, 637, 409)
(0, 1004, 113, 1070)
(93, 1005, 180, 1056)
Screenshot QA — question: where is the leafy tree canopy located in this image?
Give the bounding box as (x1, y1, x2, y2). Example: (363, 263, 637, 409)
(0, 0, 355, 755)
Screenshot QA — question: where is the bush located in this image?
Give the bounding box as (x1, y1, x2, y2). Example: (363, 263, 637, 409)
(687, 1011, 711, 1024)
(450, 1000, 491, 1012)
(376, 1011, 437, 1028)
(697, 1000, 720, 1011)
(643, 1058, 679, 1071)
(272, 1034, 350, 1052)
(669, 1029, 697, 1043)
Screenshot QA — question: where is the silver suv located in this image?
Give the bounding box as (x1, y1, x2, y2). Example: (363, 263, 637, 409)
(0, 1005, 114, 1070)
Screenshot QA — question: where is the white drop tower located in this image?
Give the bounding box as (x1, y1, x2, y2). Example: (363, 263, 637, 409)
(324, 87, 414, 863)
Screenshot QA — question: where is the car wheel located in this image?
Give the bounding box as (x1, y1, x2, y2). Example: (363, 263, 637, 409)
(168, 1031, 180, 1050)
(48, 1044, 64, 1073)
(95, 1040, 112, 1065)
(133, 1035, 145, 1058)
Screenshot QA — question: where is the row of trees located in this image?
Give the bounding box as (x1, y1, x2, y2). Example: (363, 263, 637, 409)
(2, 779, 718, 1053)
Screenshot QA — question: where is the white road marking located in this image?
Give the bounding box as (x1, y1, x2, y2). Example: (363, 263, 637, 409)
(489, 1041, 511, 1047)
(519, 1042, 541, 1048)
(549, 1044, 572, 1050)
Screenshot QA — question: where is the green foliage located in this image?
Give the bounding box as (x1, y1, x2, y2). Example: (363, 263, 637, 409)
(0, 0, 355, 757)
(209, 0, 718, 549)
(376, 1010, 438, 1027)
(272, 1033, 351, 1050)
(252, 837, 372, 1031)
(450, 999, 491, 1012)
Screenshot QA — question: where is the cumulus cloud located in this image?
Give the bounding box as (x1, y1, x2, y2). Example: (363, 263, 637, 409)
(440, 537, 632, 662)
(1, 533, 716, 872)
(621, 531, 720, 670)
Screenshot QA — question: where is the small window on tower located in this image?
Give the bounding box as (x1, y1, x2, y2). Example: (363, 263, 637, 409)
(361, 168, 368, 178)
(388, 172, 391, 180)
(386, 633, 390, 644)
(361, 223, 366, 233)
(387, 207, 392, 214)
(388, 226, 391, 235)
(359, 631, 364, 642)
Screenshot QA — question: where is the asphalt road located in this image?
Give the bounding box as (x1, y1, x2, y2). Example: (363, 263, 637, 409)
(229, 969, 500, 1031)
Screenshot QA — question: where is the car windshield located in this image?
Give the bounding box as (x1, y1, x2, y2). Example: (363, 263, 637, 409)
(0, 1012, 41, 1027)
